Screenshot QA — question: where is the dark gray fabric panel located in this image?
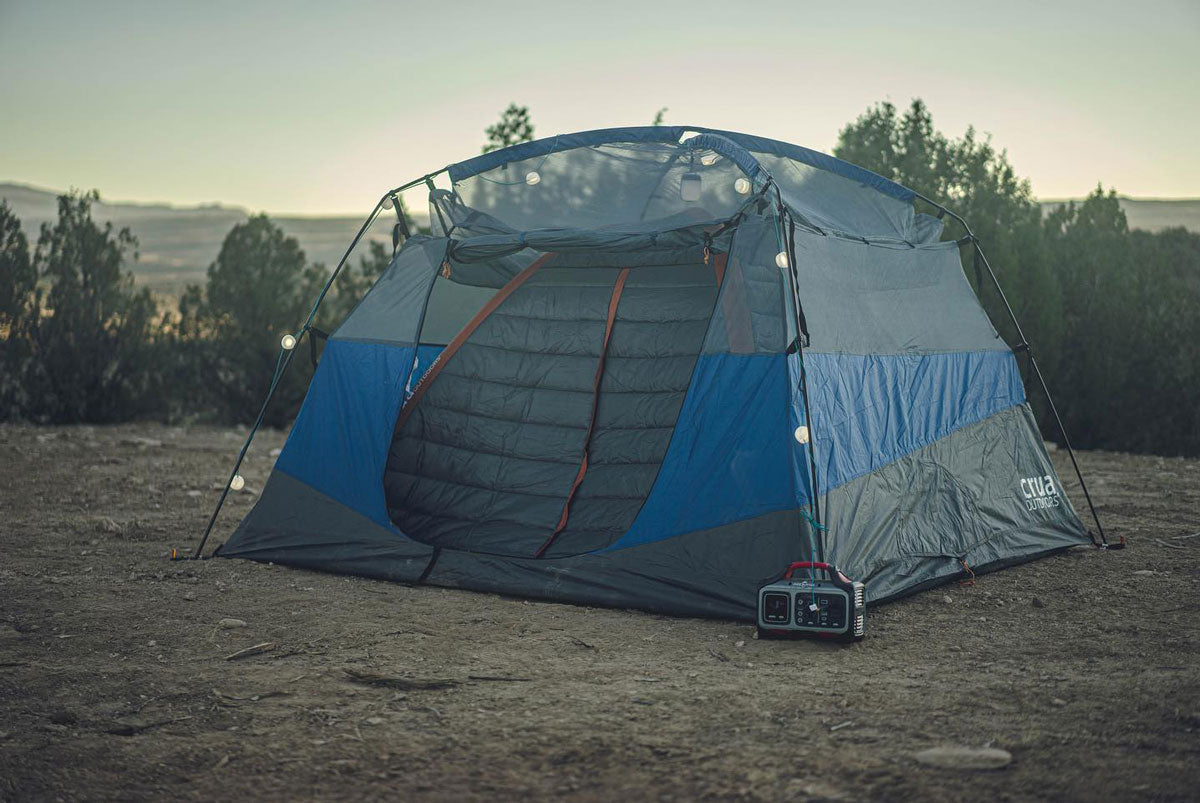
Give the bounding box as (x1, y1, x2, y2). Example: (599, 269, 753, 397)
(385, 259, 719, 558)
(703, 216, 789, 354)
(220, 470, 433, 581)
(227, 505, 804, 621)
(823, 403, 1091, 603)
(792, 231, 1006, 356)
(331, 237, 446, 345)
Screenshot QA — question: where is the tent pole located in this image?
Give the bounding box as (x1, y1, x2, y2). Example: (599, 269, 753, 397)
(190, 170, 448, 559)
(912, 193, 1110, 547)
(772, 186, 826, 564)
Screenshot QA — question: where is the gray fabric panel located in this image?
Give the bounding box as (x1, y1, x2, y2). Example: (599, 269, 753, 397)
(385, 260, 718, 558)
(220, 470, 433, 581)
(226, 507, 804, 622)
(793, 231, 1006, 356)
(388, 261, 715, 556)
(331, 236, 446, 345)
(823, 403, 1090, 603)
(422, 509, 805, 621)
(702, 216, 789, 354)
(753, 152, 922, 242)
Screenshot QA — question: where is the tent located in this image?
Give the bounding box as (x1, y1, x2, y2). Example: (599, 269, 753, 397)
(208, 126, 1105, 620)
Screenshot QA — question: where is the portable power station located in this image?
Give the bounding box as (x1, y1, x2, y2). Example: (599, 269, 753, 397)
(757, 562, 865, 641)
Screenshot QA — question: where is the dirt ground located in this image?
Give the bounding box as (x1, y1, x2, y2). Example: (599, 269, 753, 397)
(1, 423, 1197, 802)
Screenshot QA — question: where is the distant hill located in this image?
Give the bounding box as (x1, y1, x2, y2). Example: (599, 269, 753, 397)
(1038, 197, 1200, 233)
(3, 182, 1195, 294)
(0, 182, 429, 294)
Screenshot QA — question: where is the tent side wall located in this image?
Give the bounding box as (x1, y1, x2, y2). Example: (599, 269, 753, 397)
(786, 231, 1090, 601)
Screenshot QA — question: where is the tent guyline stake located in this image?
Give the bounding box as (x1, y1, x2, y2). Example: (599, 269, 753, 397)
(913, 193, 1109, 547)
(190, 170, 449, 559)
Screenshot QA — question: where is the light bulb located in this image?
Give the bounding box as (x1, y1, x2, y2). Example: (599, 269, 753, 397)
(734, 177, 752, 195)
(230, 475, 245, 491)
(525, 171, 541, 186)
(775, 251, 790, 269)
(794, 426, 810, 444)
(700, 153, 719, 167)
(280, 333, 297, 350)
(382, 196, 394, 209)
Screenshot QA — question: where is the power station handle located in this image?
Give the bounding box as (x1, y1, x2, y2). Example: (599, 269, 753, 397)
(783, 561, 833, 578)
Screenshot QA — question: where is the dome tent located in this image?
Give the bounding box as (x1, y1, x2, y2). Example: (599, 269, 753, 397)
(203, 126, 1107, 619)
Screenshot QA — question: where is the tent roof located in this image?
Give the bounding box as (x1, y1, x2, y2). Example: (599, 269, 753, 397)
(446, 125, 917, 204)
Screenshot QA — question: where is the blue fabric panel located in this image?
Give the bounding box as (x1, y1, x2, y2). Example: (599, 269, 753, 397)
(446, 126, 915, 202)
(606, 353, 795, 551)
(274, 339, 419, 530)
(797, 350, 1027, 493)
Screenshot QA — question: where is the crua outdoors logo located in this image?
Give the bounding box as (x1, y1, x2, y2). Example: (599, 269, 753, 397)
(1020, 474, 1061, 512)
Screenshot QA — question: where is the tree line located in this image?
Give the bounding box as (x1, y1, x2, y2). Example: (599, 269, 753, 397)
(1, 100, 1197, 456)
(0, 192, 394, 428)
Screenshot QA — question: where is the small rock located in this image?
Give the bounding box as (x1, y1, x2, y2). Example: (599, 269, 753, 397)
(1032, 597, 1045, 608)
(269, 448, 282, 458)
(941, 595, 953, 604)
(183, 591, 197, 601)
(186, 490, 203, 498)
(1132, 570, 1156, 576)
(364, 716, 384, 725)
(734, 640, 746, 648)
(94, 517, 124, 535)
(1050, 698, 1066, 707)
(121, 436, 163, 448)
(217, 618, 247, 629)
(915, 746, 1012, 770)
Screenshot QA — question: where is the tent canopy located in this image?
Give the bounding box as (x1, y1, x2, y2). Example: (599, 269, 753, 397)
(217, 127, 1091, 619)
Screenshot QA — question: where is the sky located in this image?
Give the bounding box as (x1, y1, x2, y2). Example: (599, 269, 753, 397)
(1, 0, 1197, 215)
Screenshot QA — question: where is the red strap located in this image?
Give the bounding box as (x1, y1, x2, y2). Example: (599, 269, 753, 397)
(711, 251, 727, 286)
(535, 267, 631, 558)
(394, 252, 555, 435)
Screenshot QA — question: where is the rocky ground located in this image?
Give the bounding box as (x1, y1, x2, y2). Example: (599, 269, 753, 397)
(1, 423, 1197, 801)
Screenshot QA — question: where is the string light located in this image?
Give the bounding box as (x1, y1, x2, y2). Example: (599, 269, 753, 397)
(734, 177, 752, 195)
(525, 171, 541, 185)
(280, 333, 297, 350)
(230, 475, 245, 491)
(382, 196, 394, 209)
(776, 251, 790, 269)
(794, 426, 810, 444)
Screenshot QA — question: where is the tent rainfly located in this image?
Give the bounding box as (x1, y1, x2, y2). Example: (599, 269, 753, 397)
(199, 126, 1112, 620)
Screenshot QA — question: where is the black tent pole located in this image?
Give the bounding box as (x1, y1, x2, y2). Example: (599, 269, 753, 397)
(912, 192, 1112, 547)
(770, 183, 826, 565)
(190, 171, 447, 559)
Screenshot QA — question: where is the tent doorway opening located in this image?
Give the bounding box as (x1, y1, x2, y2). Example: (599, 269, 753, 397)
(384, 246, 725, 559)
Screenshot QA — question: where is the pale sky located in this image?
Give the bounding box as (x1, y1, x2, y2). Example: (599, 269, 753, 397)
(2, 0, 1197, 215)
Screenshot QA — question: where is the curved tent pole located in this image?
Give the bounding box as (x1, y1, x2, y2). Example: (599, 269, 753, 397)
(190, 170, 448, 559)
(911, 192, 1112, 548)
